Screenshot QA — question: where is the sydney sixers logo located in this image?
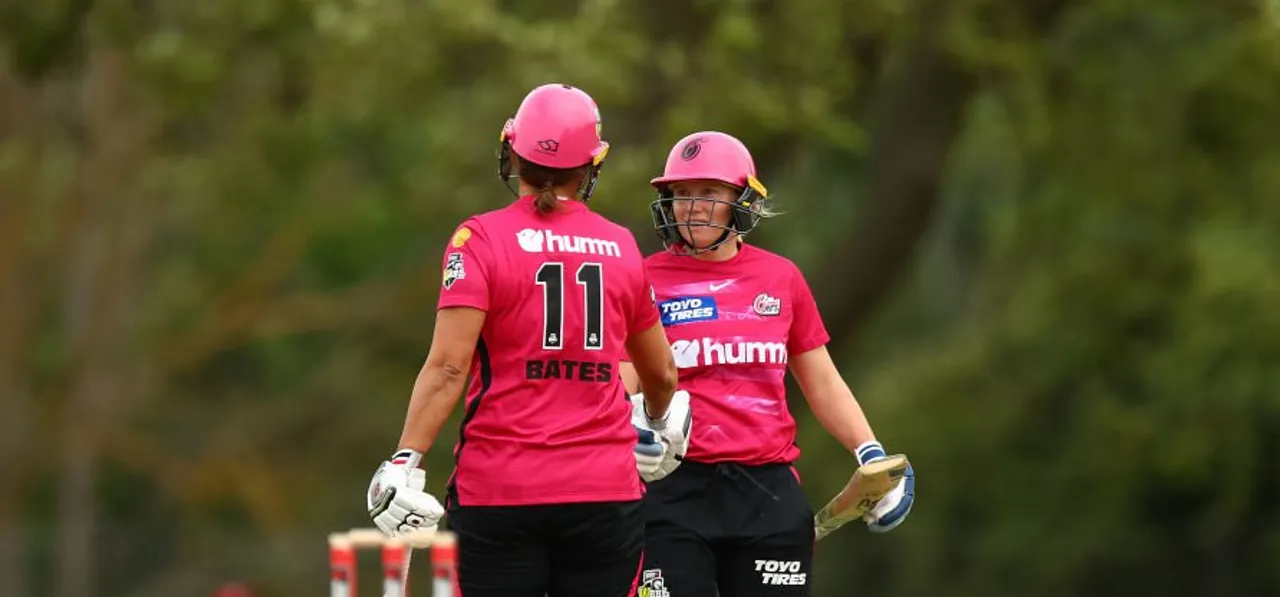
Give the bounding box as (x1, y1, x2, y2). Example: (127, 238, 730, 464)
(681, 137, 703, 160)
(639, 569, 670, 597)
(442, 253, 465, 289)
(752, 292, 781, 316)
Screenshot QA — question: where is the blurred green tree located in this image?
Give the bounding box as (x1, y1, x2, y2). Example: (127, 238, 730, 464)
(2, 0, 1278, 595)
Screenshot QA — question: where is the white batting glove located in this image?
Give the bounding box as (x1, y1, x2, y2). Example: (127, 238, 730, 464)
(367, 449, 445, 537)
(855, 440, 915, 533)
(633, 426, 667, 481)
(631, 390, 692, 482)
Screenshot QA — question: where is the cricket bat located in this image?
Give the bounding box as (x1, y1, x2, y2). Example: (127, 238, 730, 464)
(813, 454, 910, 541)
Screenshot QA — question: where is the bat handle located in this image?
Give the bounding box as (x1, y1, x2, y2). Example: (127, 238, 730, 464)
(382, 546, 413, 597)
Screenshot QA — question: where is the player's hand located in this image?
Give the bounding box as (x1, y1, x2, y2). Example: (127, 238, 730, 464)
(631, 390, 693, 481)
(367, 449, 445, 537)
(856, 441, 915, 533)
(633, 426, 667, 481)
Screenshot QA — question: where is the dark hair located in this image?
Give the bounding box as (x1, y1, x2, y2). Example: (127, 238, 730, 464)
(516, 156, 587, 215)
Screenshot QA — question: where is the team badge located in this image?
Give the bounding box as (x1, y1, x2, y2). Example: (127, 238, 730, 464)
(442, 253, 466, 289)
(752, 292, 781, 316)
(639, 569, 670, 597)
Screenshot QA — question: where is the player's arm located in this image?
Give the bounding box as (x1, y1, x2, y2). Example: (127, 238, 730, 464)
(623, 256, 691, 483)
(789, 345, 877, 454)
(794, 346, 915, 535)
(367, 307, 481, 538)
(786, 266, 880, 458)
(624, 321, 677, 419)
(619, 361, 640, 395)
(625, 320, 691, 484)
(367, 222, 490, 538)
(397, 306, 486, 452)
(788, 267, 913, 534)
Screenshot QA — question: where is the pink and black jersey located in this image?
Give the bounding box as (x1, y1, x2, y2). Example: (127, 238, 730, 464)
(643, 244, 830, 465)
(437, 195, 659, 506)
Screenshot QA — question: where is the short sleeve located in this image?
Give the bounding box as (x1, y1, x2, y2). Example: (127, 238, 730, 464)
(787, 264, 830, 355)
(436, 221, 492, 312)
(630, 267, 660, 335)
(618, 258, 661, 364)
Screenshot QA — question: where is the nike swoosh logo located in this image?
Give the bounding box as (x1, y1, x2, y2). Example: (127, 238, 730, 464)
(709, 280, 735, 292)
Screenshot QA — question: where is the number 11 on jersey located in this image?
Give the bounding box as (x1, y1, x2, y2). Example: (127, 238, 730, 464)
(535, 262, 604, 351)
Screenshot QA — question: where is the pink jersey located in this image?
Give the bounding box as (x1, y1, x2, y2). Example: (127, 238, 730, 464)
(437, 196, 659, 506)
(642, 244, 830, 465)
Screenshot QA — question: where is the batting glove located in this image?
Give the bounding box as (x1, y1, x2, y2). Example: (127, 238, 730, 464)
(631, 390, 693, 482)
(367, 449, 445, 537)
(634, 426, 667, 480)
(856, 440, 915, 533)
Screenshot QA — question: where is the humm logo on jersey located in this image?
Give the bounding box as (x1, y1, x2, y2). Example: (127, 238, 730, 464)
(516, 228, 621, 257)
(659, 296, 718, 326)
(669, 338, 788, 368)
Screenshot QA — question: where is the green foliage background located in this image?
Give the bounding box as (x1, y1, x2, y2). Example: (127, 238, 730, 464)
(3, 0, 1279, 595)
